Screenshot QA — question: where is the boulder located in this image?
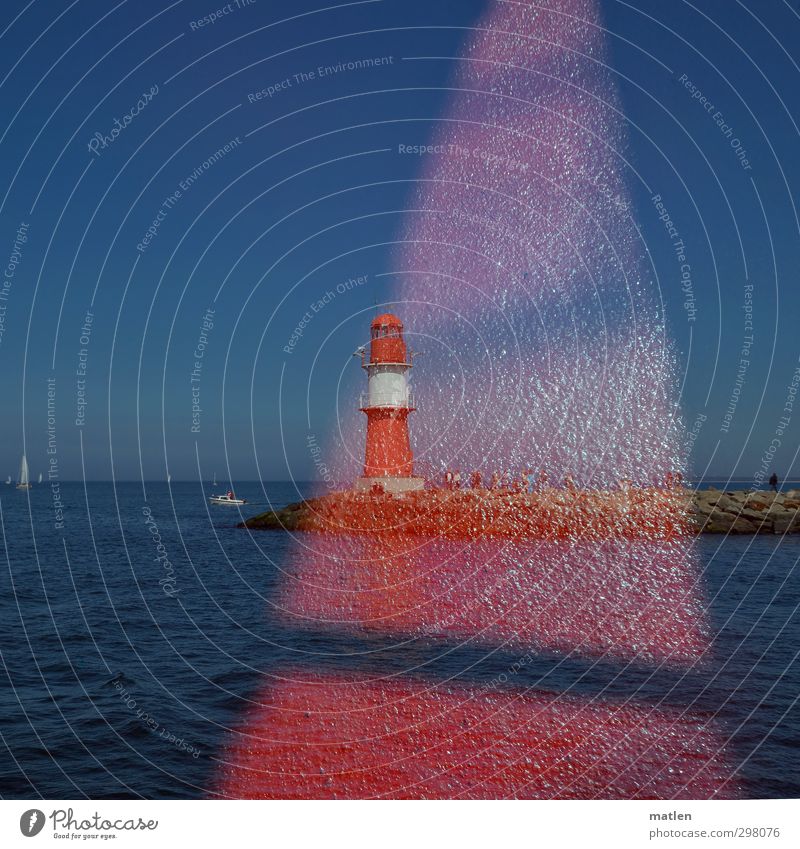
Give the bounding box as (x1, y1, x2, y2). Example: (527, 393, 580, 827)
(773, 513, 800, 534)
(748, 491, 781, 507)
(736, 507, 774, 525)
(703, 514, 760, 534)
(714, 494, 745, 512)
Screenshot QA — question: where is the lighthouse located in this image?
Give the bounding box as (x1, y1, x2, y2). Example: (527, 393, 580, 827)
(355, 312, 424, 493)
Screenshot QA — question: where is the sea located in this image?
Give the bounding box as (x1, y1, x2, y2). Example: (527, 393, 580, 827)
(0, 481, 797, 799)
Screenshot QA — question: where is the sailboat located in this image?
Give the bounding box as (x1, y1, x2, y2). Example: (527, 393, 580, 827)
(4, 475, 10, 485)
(38, 473, 43, 484)
(17, 455, 31, 489)
(212, 471, 217, 486)
(167, 473, 171, 484)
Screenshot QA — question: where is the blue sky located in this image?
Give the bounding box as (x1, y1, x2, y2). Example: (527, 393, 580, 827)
(0, 0, 798, 481)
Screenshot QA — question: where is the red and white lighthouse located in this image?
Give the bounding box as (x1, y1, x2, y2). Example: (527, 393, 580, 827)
(356, 313, 424, 493)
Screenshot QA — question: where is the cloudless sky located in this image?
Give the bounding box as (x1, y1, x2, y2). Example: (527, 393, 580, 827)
(0, 0, 798, 481)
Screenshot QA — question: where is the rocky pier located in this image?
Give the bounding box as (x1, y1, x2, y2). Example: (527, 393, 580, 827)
(690, 488, 800, 534)
(239, 487, 800, 539)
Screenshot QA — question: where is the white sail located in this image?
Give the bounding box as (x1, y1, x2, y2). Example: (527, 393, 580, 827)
(5, 476, 10, 484)
(38, 473, 42, 484)
(19, 455, 29, 486)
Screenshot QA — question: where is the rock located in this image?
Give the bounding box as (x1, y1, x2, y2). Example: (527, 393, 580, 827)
(773, 513, 800, 534)
(736, 507, 773, 524)
(713, 494, 744, 512)
(703, 514, 760, 534)
(747, 491, 781, 507)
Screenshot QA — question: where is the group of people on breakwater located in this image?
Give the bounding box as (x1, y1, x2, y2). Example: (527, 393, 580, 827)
(440, 468, 687, 493)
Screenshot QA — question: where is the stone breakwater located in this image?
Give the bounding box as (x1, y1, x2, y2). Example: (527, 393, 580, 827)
(690, 488, 800, 534)
(240, 487, 800, 538)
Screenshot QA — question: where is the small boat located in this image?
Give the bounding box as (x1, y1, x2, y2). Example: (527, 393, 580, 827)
(210, 491, 247, 505)
(212, 472, 217, 486)
(5, 475, 10, 485)
(37, 473, 42, 484)
(16, 455, 31, 489)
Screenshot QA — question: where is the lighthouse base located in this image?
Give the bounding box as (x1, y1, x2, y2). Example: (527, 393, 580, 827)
(354, 476, 425, 494)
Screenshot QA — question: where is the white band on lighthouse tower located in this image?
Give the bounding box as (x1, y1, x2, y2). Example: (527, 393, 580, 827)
(366, 363, 411, 408)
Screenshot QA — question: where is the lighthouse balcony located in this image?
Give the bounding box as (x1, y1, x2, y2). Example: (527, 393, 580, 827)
(362, 360, 413, 370)
(359, 390, 416, 410)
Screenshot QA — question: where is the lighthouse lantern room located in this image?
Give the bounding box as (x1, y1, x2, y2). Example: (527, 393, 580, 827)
(355, 313, 424, 493)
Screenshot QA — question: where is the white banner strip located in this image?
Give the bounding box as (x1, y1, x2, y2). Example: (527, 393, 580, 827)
(1, 799, 798, 848)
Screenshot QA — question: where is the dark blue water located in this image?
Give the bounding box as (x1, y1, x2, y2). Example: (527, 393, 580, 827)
(0, 482, 797, 798)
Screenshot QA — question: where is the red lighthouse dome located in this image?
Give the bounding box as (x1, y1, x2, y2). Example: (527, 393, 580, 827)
(369, 313, 408, 365)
